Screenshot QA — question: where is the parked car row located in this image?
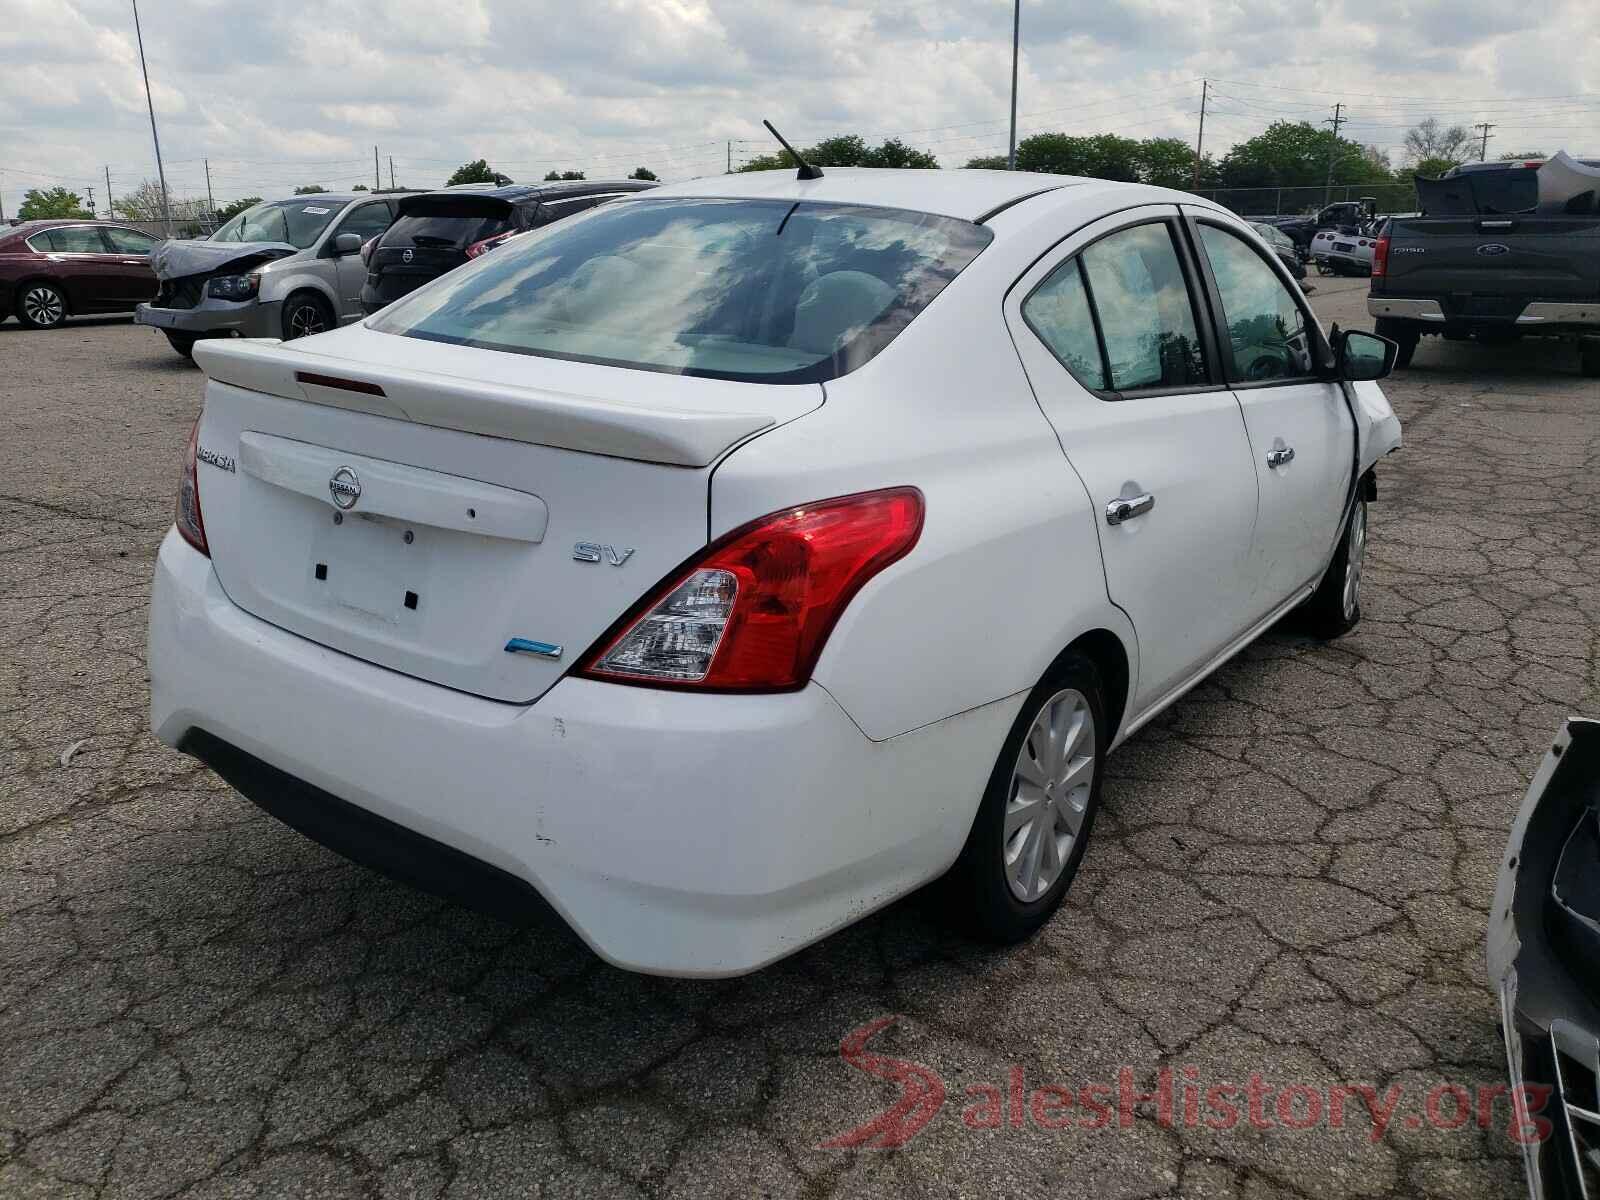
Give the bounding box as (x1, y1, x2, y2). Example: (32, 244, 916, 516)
(1, 179, 657, 356)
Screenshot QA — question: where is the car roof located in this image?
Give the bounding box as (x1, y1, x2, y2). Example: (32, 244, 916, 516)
(642, 168, 1088, 222)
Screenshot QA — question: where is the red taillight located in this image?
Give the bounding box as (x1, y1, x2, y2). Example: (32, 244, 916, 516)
(175, 416, 209, 557)
(1371, 234, 1390, 278)
(578, 488, 925, 692)
(466, 233, 510, 259)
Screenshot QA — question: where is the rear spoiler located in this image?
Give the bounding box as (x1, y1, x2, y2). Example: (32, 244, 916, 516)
(396, 193, 516, 220)
(191, 338, 776, 468)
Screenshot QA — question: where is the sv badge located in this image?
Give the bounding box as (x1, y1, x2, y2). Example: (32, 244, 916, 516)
(573, 542, 635, 566)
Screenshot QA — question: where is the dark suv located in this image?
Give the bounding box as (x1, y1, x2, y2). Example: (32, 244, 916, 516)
(360, 180, 657, 314)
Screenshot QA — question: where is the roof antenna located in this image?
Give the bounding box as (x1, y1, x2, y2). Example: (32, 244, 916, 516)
(762, 119, 823, 181)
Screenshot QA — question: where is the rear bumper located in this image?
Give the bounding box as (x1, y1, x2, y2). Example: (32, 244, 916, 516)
(136, 297, 281, 337)
(147, 529, 1011, 976)
(1369, 296, 1600, 333)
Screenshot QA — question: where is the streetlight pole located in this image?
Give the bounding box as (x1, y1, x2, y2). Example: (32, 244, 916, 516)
(131, 0, 172, 235)
(1007, 0, 1021, 169)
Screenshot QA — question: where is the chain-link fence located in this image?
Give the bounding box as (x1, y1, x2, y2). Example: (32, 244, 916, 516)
(1188, 182, 1421, 217)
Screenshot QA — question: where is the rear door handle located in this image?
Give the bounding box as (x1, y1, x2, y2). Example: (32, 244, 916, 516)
(1105, 493, 1154, 526)
(1266, 446, 1296, 468)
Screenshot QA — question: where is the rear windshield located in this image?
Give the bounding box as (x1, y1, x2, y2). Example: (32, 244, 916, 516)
(384, 213, 513, 250)
(211, 199, 350, 249)
(369, 197, 993, 384)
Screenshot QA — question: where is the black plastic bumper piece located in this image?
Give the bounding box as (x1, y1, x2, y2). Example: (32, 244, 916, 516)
(178, 728, 559, 926)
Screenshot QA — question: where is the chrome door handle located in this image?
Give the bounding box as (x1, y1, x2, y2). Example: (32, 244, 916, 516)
(1266, 446, 1296, 468)
(1105, 493, 1155, 526)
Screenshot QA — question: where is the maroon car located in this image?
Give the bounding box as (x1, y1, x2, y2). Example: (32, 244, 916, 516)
(0, 219, 161, 329)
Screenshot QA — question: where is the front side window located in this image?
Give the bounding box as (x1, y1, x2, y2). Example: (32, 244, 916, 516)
(211, 199, 350, 249)
(338, 203, 396, 243)
(1079, 223, 1208, 391)
(1197, 224, 1315, 382)
(1023, 258, 1106, 391)
(105, 227, 159, 253)
(371, 198, 993, 384)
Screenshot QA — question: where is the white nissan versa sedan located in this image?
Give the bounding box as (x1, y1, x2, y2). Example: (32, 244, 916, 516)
(148, 168, 1402, 977)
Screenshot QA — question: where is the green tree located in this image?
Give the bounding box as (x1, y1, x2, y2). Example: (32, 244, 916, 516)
(629, 166, 658, 181)
(1499, 150, 1547, 161)
(1014, 132, 1141, 180)
(738, 133, 937, 172)
(352, 184, 369, 191)
(17, 186, 91, 219)
(964, 154, 1009, 169)
(543, 170, 586, 181)
(1219, 121, 1388, 190)
(1409, 156, 1460, 180)
(293, 184, 328, 195)
(448, 159, 499, 186)
(1134, 137, 1211, 189)
(212, 196, 261, 223)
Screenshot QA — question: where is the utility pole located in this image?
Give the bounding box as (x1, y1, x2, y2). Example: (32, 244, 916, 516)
(85, 185, 96, 216)
(1007, 0, 1021, 169)
(1322, 101, 1345, 206)
(727, 140, 732, 173)
(131, 0, 172, 236)
(203, 158, 214, 218)
(1474, 122, 1495, 161)
(0, 171, 5, 222)
(1192, 79, 1208, 191)
(104, 166, 113, 220)
(374, 146, 381, 190)
(389, 156, 396, 189)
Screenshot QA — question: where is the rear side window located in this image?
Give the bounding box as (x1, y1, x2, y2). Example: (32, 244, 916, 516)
(1467, 171, 1538, 215)
(371, 198, 993, 384)
(46, 226, 110, 253)
(1079, 223, 1208, 391)
(1023, 260, 1106, 390)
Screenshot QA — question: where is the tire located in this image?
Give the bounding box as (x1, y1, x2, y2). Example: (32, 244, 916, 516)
(15, 281, 68, 329)
(1373, 318, 1419, 369)
(945, 653, 1108, 943)
(1580, 338, 1600, 379)
(164, 331, 198, 359)
(1302, 497, 1367, 640)
(281, 291, 334, 341)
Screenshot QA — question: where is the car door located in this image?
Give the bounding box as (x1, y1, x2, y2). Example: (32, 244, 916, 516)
(1004, 207, 1262, 711)
(100, 226, 160, 306)
(38, 225, 117, 313)
(329, 201, 397, 320)
(1187, 215, 1353, 604)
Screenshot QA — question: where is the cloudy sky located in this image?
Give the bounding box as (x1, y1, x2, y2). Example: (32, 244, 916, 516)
(2, 0, 1596, 217)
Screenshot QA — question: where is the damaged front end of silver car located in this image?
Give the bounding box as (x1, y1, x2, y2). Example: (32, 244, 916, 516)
(1490, 718, 1600, 1199)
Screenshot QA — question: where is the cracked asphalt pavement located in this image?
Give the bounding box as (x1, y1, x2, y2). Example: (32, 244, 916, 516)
(2, 281, 1597, 1199)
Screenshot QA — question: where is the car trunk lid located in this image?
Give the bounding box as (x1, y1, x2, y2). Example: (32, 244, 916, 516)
(190, 327, 821, 703)
(1381, 213, 1600, 306)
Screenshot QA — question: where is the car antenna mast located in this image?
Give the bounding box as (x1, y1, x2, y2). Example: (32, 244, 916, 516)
(762, 120, 823, 181)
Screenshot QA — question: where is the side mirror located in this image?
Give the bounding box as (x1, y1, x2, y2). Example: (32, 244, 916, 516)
(1334, 328, 1397, 381)
(332, 232, 363, 256)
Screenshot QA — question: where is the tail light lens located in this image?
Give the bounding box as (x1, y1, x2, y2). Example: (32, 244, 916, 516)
(578, 488, 924, 692)
(465, 232, 515, 259)
(1371, 233, 1390, 278)
(175, 416, 209, 557)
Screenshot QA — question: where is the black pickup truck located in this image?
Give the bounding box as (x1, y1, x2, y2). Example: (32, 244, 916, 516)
(1368, 159, 1600, 375)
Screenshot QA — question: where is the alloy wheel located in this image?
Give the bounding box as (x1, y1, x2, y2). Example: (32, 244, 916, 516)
(1342, 502, 1366, 621)
(23, 286, 65, 327)
(286, 302, 327, 339)
(1004, 687, 1096, 902)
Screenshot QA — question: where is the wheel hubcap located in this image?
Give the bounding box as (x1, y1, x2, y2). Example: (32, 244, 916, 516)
(288, 305, 326, 338)
(1004, 688, 1095, 903)
(1342, 502, 1366, 620)
(24, 287, 64, 326)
